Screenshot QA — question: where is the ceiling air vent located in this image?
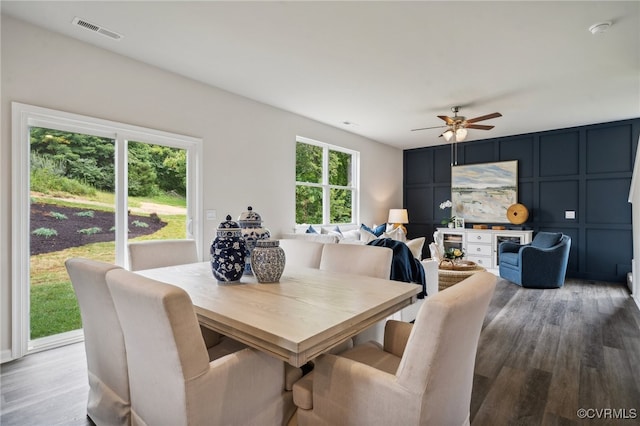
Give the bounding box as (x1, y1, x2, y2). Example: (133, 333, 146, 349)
(72, 17, 123, 41)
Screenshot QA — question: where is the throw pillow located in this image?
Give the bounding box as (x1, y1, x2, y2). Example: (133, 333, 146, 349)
(360, 223, 386, 237)
(381, 227, 407, 242)
(305, 225, 318, 234)
(531, 232, 562, 248)
(360, 223, 374, 234)
(373, 224, 387, 236)
(406, 237, 426, 260)
(327, 226, 342, 239)
(341, 229, 360, 240)
(359, 228, 378, 243)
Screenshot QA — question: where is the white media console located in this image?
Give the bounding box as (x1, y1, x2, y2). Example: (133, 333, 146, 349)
(437, 227, 533, 272)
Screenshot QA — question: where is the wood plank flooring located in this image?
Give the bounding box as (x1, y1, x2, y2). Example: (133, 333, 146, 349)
(1, 278, 639, 426)
(471, 278, 640, 426)
(0, 341, 92, 425)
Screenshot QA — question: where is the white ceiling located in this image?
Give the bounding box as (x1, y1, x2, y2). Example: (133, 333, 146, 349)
(2, 1, 639, 149)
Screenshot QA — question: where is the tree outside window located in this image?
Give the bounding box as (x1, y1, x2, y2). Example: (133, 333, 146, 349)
(295, 138, 358, 225)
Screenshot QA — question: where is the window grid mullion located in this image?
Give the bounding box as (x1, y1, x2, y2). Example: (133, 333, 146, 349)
(322, 145, 330, 224)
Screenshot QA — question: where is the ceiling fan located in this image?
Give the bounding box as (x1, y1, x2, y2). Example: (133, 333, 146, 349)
(411, 106, 502, 141)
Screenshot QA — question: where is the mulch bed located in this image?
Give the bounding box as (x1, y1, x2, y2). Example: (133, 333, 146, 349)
(30, 203, 167, 255)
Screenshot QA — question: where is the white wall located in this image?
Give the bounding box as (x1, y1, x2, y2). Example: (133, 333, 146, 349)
(0, 16, 403, 357)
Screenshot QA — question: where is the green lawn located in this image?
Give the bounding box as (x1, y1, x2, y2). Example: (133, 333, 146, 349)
(31, 281, 82, 338)
(30, 194, 186, 340)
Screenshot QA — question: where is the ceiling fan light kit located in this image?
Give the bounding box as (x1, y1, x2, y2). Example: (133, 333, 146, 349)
(412, 106, 502, 166)
(411, 106, 502, 142)
(442, 129, 454, 141)
(441, 122, 468, 142)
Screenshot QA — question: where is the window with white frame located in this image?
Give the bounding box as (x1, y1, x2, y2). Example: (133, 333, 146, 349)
(295, 137, 359, 225)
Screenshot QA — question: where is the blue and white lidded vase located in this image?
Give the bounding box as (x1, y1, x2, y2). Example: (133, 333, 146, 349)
(210, 215, 246, 283)
(238, 206, 271, 275)
(251, 239, 286, 283)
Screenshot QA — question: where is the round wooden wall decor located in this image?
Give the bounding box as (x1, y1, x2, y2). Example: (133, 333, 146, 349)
(507, 203, 529, 225)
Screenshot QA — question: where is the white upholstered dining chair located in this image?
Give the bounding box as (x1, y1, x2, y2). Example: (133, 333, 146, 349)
(128, 239, 228, 347)
(319, 243, 393, 279)
(127, 239, 199, 271)
(320, 243, 394, 345)
(106, 268, 296, 426)
(66, 258, 250, 425)
(293, 271, 497, 426)
(65, 258, 130, 426)
(279, 239, 325, 269)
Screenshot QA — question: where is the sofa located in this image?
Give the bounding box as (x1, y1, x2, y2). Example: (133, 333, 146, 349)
(282, 224, 367, 244)
(282, 223, 428, 261)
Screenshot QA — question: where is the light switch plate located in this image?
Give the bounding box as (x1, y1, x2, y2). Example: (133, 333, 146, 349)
(565, 210, 576, 219)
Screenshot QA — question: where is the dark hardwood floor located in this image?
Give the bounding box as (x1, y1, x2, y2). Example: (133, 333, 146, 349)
(472, 278, 640, 426)
(2, 278, 639, 426)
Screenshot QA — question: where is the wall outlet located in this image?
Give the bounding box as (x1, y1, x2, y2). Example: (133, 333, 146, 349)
(565, 210, 576, 219)
(206, 210, 217, 221)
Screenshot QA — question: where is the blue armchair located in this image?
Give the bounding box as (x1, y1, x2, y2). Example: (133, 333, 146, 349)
(498, 232, 571, 288)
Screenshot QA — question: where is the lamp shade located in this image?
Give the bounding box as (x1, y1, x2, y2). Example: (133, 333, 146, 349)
(388, 209, 409, 224)
(442, 129, 454, 141)
(455, 127, 468, 141)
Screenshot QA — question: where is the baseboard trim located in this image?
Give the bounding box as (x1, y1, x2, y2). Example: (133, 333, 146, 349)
(1, 349, 14, 364)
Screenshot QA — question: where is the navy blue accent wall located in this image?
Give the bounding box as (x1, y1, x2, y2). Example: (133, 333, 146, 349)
(404, 118, 640, 283)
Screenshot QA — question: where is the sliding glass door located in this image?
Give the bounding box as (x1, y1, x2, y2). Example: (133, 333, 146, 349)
(12, 103, 202, 358)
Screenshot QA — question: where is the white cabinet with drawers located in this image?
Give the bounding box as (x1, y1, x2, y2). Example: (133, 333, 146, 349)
(466, 231, 494, 268)
(437, 228, 533, 272)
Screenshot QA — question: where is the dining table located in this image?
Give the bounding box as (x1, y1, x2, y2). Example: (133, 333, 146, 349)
(136, 261, 421, 367)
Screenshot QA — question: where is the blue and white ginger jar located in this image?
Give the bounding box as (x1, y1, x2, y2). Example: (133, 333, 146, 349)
(251, 239, 286, 283)
(238, 206, 271, 275)
(210, 215, 246, 283)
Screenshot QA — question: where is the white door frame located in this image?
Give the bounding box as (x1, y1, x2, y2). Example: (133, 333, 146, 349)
(11, 102, 203, 358)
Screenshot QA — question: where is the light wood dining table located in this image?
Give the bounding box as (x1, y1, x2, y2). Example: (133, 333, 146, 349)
(136, 262, 421, 367)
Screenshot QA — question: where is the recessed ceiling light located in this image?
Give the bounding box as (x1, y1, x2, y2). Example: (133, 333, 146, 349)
(588, 21, 612, 35)
(342, 121, 359, 126)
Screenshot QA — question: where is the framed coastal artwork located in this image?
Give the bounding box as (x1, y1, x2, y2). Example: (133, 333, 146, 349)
(451, 160, 518, 223)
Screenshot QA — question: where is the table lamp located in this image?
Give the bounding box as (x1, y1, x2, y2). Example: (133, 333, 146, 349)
(388, 209, 409, 234)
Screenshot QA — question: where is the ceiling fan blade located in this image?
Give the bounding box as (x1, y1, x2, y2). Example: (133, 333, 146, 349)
(438, 115, 455, 125)
(411, 125, 446, 132)
(466, 124, 495, 130)
(465, 112, 502, 124)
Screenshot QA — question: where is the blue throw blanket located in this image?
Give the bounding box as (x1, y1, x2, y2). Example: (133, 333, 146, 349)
(367, 238, 426, 298)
